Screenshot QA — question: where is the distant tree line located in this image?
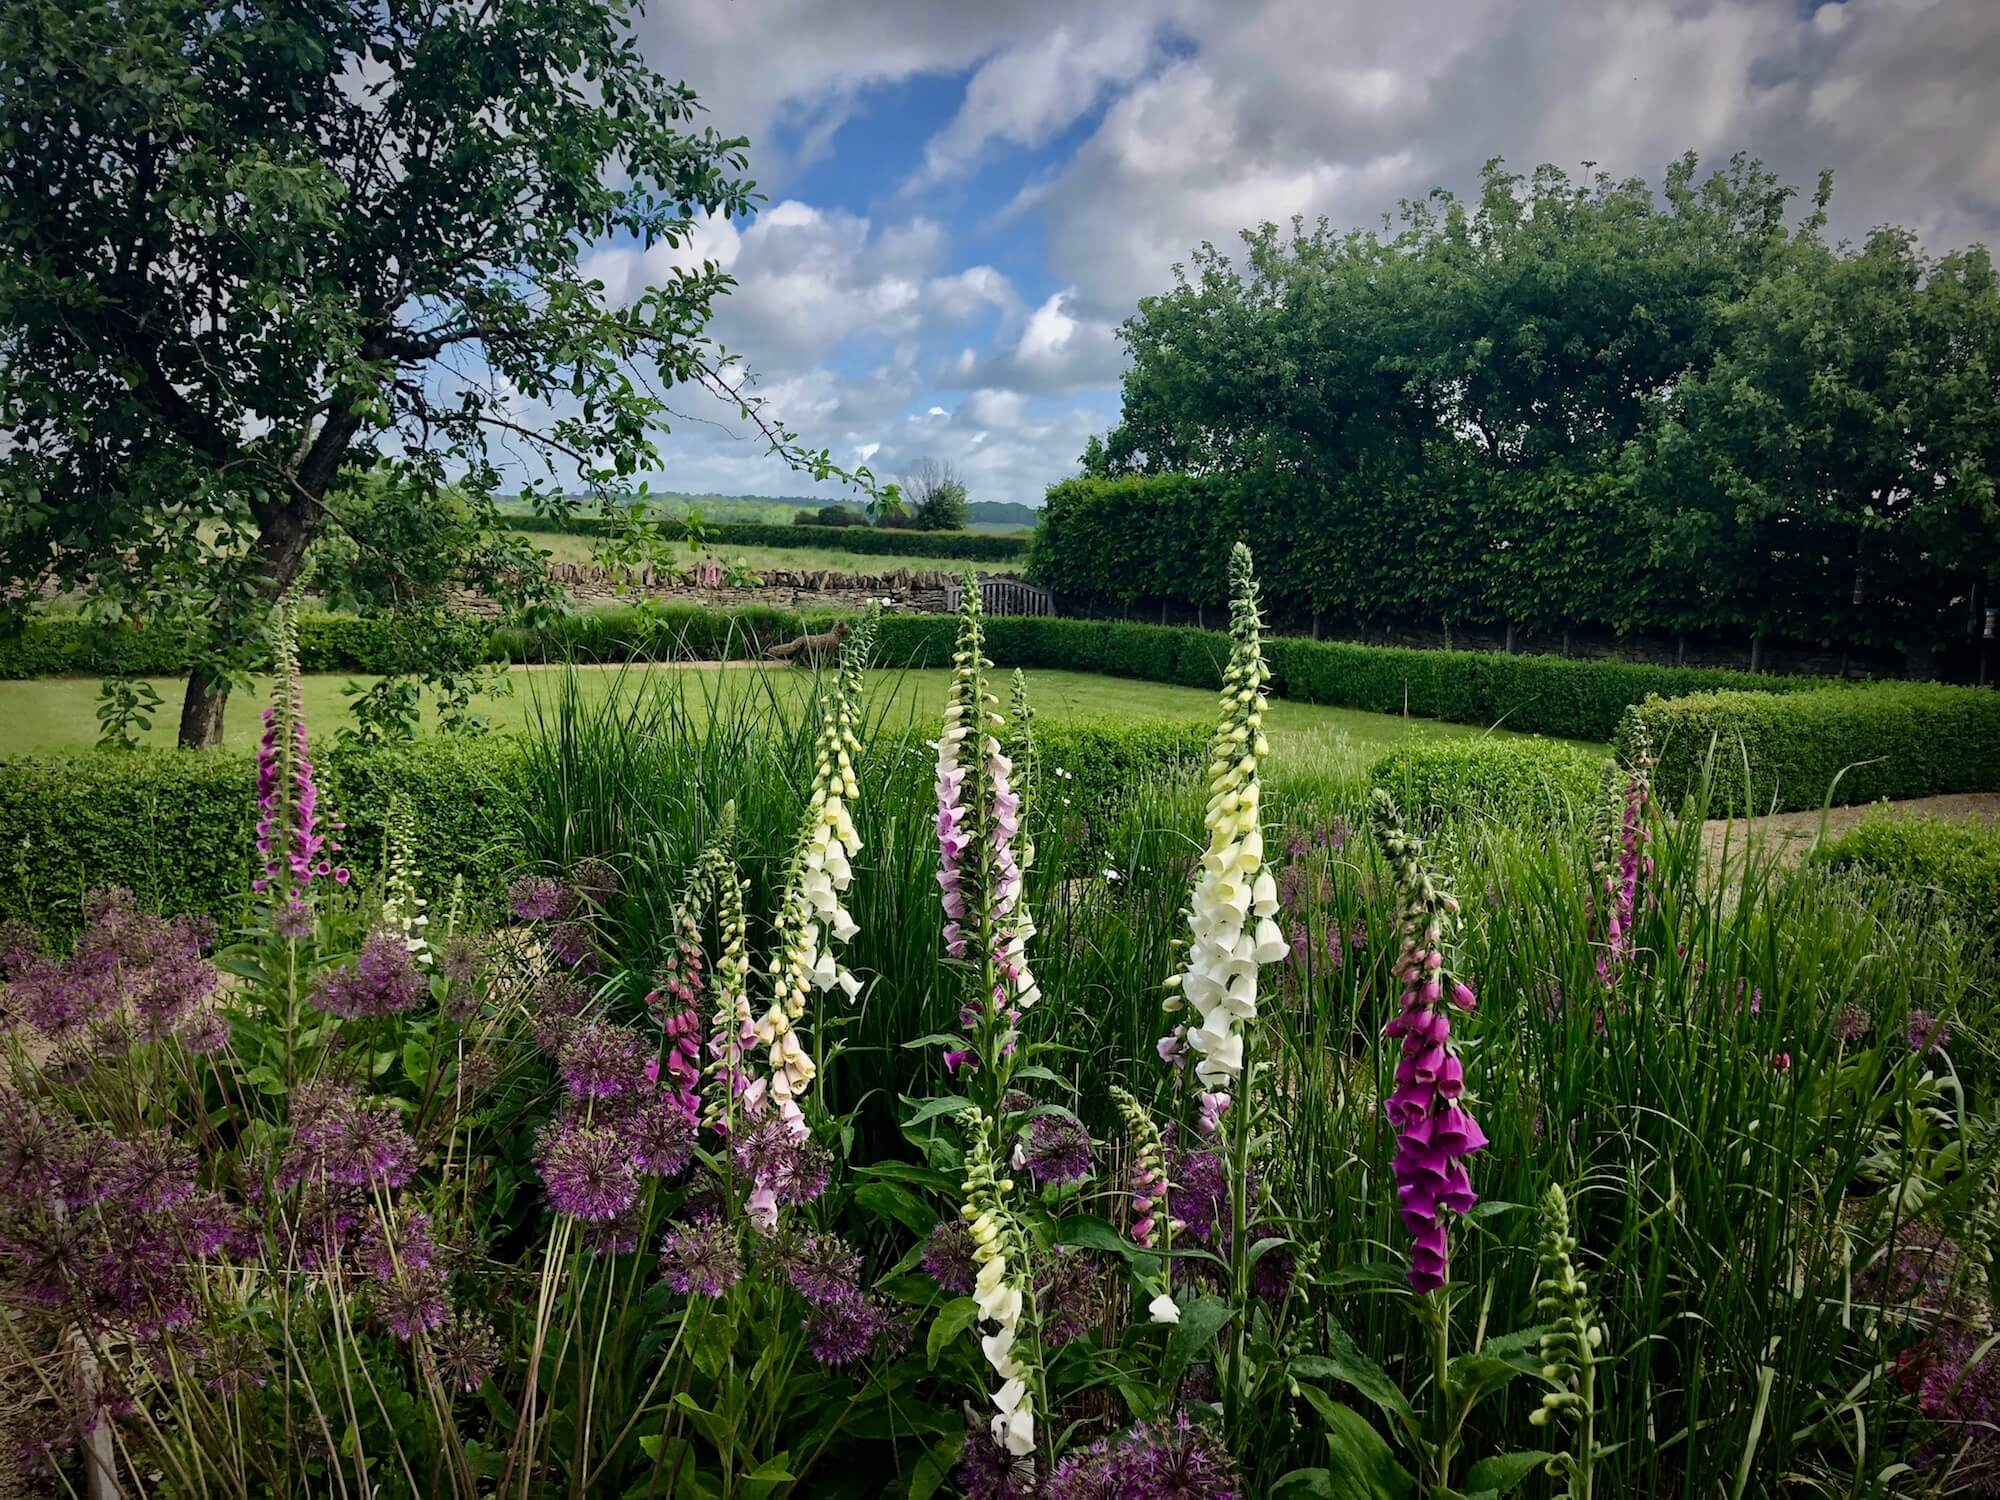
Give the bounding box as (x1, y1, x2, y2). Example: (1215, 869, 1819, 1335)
(1044, 155, 2000, 673)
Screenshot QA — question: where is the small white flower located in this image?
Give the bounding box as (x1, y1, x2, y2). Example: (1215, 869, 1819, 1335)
(1103, 866, 1121, 883)
(1148, 1292, 1181, 1325)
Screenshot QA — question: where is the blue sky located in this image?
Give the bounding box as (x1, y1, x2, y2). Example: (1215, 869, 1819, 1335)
(554, 0, 2000, 509)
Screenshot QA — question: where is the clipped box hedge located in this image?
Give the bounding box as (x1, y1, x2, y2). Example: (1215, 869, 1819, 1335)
(1619, 683, 2000, 814)
(0, 612, 478, 680)
(1809, 811, 2000, 948)
(1367, 734, 1607, 827)
(872, 615, 1818, 742)
(0, 718, 1199, 941)
(0, 739, 530, 940)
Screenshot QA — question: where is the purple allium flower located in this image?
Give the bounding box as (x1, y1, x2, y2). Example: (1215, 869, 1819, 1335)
(272, 899, 315, 940)
(278, 1084, 418, 1191)
(1906, 1010, 1952, 1054)
(804, 1295, 877, 1366)
(658, 1219, 742, 1297)
(436, 934, 484, 989)
(132, 930, 219, 1038)
(376, 1267, 448, 1341)
(507, 876, 574, 923)
(177, 1010, 230, 1055)
(569, 858, 623, 908)
(356, 1210, 436, 1284)
(1021, 1113, 1093, 1187)
(956, 1413, 1038, 1500)
(1121, 1410, 1243, 1497)
(545, 920, 600, 974)
(1043, 1439, 1118, 1500)
(530, 972, 591, 1055)
(783, 1229, 863, 1308)
(1831, 1003, 1872, 1042)
(732, 1119, 831, 1208)
(584, 1211, 642, 1257)
(922, 1219, 978, 1295)
(202, 1331, 270, 1396)
(621, 1092, 696, 1178)
(117, 1133, 197, 1215)
(535, 1118, 638, 1223)
(558, 1022, 652, 1099)
(314, 930, 427, 1020)
(431, 1311, 501, 1392)
(1168, 1148, 1228, 1244)
(1036, 1249, 1110, 1348)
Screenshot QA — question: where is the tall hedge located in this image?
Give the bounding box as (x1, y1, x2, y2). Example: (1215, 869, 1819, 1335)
(507, 513, 1027, 562)
(1618, 683, 2000, 813)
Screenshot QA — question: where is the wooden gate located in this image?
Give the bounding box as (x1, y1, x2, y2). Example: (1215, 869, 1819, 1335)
(944, 576, 1055, 617)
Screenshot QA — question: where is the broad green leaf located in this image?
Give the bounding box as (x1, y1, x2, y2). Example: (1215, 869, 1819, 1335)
(927, 1296, 980, 1368)
(1294, 1320, 1417, 1438)
(900, 1093, 977, 1126)
(854, 1180, 936, 1235)
(1296, 1389, 1416, 1500)
(1462, 1451, 1554, 1496)
(1162, 1294, 1232, 1388)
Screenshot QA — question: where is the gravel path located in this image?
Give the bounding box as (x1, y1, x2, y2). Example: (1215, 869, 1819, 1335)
(1699, 791, 2000, 868)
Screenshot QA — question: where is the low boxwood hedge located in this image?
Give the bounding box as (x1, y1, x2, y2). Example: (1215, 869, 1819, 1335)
(1620, 682, 2000, 813)
(0, 719, 1200, 940)
(1810, 811, 2000, 948)
(1367, 734, 1607, 827)
(0, 738, 532, 941)
(872, 615, 1821, 742)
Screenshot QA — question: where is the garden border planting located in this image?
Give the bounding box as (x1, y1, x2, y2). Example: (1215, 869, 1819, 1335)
(0, 718, 1201, 938)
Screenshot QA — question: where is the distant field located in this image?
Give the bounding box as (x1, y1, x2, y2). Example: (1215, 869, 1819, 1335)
(0, 665, 1570, 758)
(511, 531, 1021, 574)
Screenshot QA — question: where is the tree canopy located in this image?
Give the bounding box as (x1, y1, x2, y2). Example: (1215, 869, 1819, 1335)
(0, 0, 865, 744)
(1075, 155, 2000, 669)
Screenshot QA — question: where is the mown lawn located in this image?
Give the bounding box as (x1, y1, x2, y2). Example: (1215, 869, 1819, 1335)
(511, 531, 1020, 574)
(0, 665, 1588, 757)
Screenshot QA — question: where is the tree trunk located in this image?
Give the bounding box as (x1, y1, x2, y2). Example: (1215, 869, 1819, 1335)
(1503, 621, 1517, 655)
(1749, 633, 1763, 674)
(177, 668, 232, 748)
(174, 414, 352, 747)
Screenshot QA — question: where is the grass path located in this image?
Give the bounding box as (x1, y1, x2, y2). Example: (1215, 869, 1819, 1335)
(0, 664, 1585, 758)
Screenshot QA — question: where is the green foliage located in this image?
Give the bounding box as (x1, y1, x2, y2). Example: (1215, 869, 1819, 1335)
(508, 511, 1026, 560)
(0, 611, 504, 680)
(92, 676, 165, 750)
(1367, 735, 1605, 827)
(1810, 811, 2000, 949)
(0, 0, 883, 745)
(1621, 682, 2000, 813)
(0, 738, 528, 938)
(1068, 156, 2000, 662)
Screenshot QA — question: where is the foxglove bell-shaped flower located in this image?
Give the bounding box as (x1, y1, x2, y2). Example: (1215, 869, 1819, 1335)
(1370, 790, 1488, 1293)
(958, 1108, 1039, 1458)
(252, 600, 347, 904)
(1162, 544, 1277, 1089)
